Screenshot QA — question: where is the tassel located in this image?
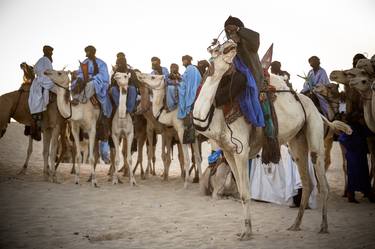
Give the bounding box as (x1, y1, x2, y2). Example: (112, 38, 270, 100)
(261, 136, 281, 164)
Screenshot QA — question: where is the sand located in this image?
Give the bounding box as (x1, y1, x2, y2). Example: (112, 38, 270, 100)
(0, 122, 374, 249)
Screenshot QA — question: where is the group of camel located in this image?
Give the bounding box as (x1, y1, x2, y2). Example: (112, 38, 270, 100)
(1, 40, 370, 240)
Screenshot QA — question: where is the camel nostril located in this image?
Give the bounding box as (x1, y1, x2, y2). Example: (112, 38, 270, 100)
(362, 80, 367, 84)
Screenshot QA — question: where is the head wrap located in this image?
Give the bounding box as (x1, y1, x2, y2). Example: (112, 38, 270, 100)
(224, 16, 244, 28)
(182, 55, 193, 61)
(43, 45, 53, 54)
(84, 45, 96, 54)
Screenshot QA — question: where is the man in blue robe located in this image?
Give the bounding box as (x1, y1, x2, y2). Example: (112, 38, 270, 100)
(72, 45, 112, 139)
(166, 63, 181, 111)
(179, 55, 201, 144)
(301, 56, 330, 93)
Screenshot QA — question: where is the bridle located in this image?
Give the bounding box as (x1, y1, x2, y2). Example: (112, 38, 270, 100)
(51, 76, 72, 120)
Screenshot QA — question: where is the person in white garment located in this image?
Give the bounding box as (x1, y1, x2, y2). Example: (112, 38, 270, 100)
(249, 145, 318, 208)
(28, 45, 56, 141)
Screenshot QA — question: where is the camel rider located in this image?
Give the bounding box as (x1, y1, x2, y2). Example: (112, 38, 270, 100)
(71, 45, 112, 140)
(166, 63, 182, 111)
(179, 55, 202, 144)
(196, 60, 210, 77)
(301, 56, 330, 94)
(28, 45, 56, 141)
(270, 61, 290, 83)
(110, 52, 138, 113)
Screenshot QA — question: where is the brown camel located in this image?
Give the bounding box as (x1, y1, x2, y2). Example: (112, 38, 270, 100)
(0, 62, 65, 181)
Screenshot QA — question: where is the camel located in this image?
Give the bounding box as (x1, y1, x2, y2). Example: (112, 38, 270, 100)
(44, 69, 100, 187)
(330, 68, 375, 194)
(200, 159, 238, 199)
(0, 63, 34, 173)
(0, 63, 64, 181)
(111, 72, 136, 186)
(136, 72, 202, 188)
(192, 39, 352, 240)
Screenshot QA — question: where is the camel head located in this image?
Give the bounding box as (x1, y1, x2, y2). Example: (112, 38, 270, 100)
(20, 62, 35, 83)
(207, 39, 237, 75)
(44, 69, 71, 88)
(346, 68, 372, 94)
(313, 83, 340, 100)
(114, 72, 131, 92)
(330, 70, 349, 85)
(135, 72, 164, 89)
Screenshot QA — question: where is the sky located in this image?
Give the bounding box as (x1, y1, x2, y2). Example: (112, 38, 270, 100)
(0, 0, 374, 94)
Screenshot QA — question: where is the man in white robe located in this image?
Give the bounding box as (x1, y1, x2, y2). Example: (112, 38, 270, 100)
(28, 45, 55, 140)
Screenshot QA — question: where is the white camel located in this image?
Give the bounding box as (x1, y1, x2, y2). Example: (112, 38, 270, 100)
(44, 69, 100, 187)
(111, 72, 136, 186)
(136, 72, 202, 188)
(192, 40, 352, 240)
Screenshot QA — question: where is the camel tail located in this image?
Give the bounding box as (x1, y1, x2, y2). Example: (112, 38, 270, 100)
(320, 114, 352, 135)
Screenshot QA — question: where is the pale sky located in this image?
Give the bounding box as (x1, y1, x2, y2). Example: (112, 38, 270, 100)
(0, 0, 374, 94)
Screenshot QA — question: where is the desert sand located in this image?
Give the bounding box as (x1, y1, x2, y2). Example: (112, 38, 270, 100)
(0, 122, 374, 249)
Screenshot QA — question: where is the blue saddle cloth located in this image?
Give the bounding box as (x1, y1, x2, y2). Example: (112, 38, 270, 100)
(111, 85, 137, 113)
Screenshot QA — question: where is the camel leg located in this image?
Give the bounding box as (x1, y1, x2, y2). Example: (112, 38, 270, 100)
(192, 141, 202, 183)
(181, 143, 191, 189)
(177, 143, 184, 179)
(88, 125, 98, 187)
(324, 134, 333, 171)
(224, 149, 251, 240)
(136, 134, 146, 179)
(287, 134, 312, 231)
(111, 133, 121, 185)
(145, 128, 154, 177)
(88, 139, 100, 182)
(42, 129, 52, 180)
(162, 135, 172, 182)
(71, 123, 81, 185)
(126, 131, 136, 186)
(70, 141, 76, 174)
(18, 136, 33, 175)
(49, 125, 61, 183)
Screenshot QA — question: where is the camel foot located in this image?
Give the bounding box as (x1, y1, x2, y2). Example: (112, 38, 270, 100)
(87, 175, 93, 182)
(18, 167, 27, 175)
(92, 180, 99, 188)
(112, 177, 119, 185)
(162, 176, 169, 182)
(287, 224, 301, 231)
(192, 176, 199, 183)
(130, 178, 137, 187)
(318, 227, 329, 234)
(75, 175, 80, 185)
(237, 232, 252, 241)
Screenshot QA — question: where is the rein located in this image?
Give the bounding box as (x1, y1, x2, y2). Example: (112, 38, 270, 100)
(53, 82, 72, 120)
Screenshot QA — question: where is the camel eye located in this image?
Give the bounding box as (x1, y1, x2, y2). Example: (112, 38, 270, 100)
(151, 76, 155, 80)
(58, 72, 62, 76)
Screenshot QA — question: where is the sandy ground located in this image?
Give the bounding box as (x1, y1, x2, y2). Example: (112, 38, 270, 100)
(0, 122, 374, 249)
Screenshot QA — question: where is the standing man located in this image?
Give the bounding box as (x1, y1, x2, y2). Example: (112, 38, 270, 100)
(301, 56, 330, 93)
(71, 45, 112, 140)
(28, 45, 55, 141)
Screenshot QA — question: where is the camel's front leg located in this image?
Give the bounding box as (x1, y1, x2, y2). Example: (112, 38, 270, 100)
(162, 135, 172, 181)
(71, 123, 81, 185)
(18, 136, 33, 175)
(88, 125, 98, 187)
(192, 140, 202, 181)
(126, 130, 136, 186)
(181, 144, 191, 189)
(233, 153, 252, 240)
(49, 125, 61, 183)
(111, 133, 121, 185)
(42, 128, 52, 180)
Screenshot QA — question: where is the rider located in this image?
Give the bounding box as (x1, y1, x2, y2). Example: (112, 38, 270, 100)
(28, 45, 55, 141)
(179, 55, 201, 143)
(301, 56, 330, 93)
(71, 45, 112, 140)
(166, 63, 182, 111)
(270, 61, 290, 82)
